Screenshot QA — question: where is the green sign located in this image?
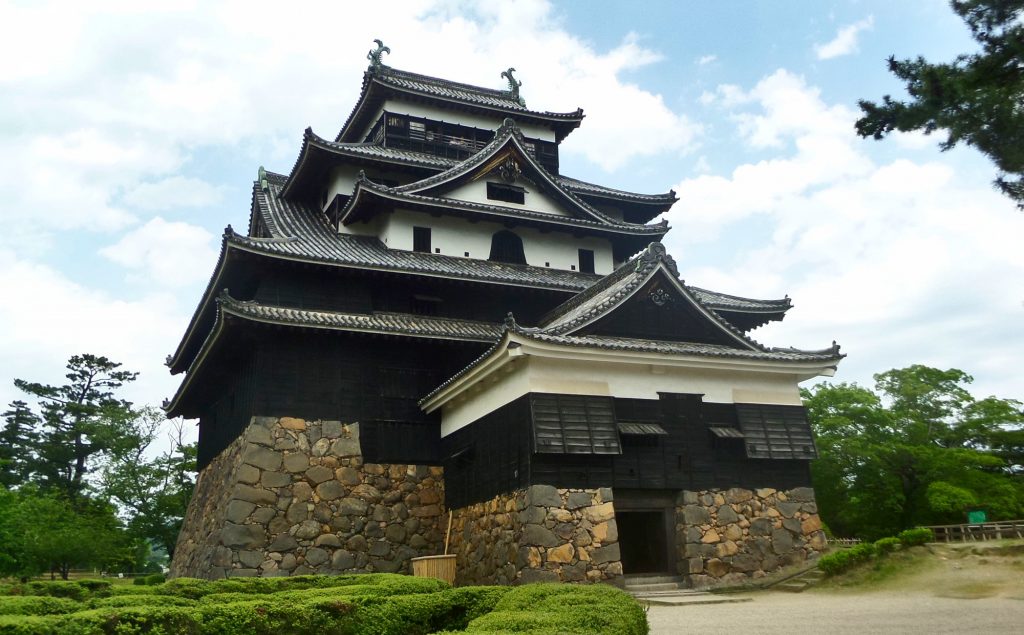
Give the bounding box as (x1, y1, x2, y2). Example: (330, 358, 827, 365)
(967, 509, 988, 524)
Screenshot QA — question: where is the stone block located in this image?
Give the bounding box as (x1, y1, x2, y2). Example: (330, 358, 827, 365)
(584, 502, 616, 524)
(725, 488, 753, 504)
(731, 554, 760, 573)
(316, 480, 346, 501)
(682, 505, 711, 525)
(385, 524, 407, 543)
(782, 518, 802, 534)
(246, 425, 273, 447)
(547, 543, 575, 564)
(777, 501, 801, 518)
(688, 557, 704, 574)
(331, 437, 361, 458)
(279, 417, 306, 431)
(371, 557, 403, 573)
(331, 550, 356, 570)
(283, 453, 308, 473)
(261, 471, 291, 488)
(772, 529, 794, 554)
(236, 463, 260, 485)
(701, 529, 721, 544)
(717, 505, 739, 524)
(525, 484, 561, 508)
(351, 484, 382, 503)
(801, 515, 823, 534)
(591, 520, 617, 543)
(251, 507, 276, 524)
(268, 534, 298, 551)
(221, 523, 265, 548)
(724, 524, 744, 541)
(237, 550, 263, 568)
(346, 534, 368, 552)
(243, 445, 282, 471)
(321, 421, 343, 438)
(232, 485, 276, 505)
(561, 562, 587, 581)
(293, 519, 321, 540)
(589, 543, 620, 565)
(519, 506, 546, 525)
(788, 487, 815, 502)
(303, 544, 327, 565)
(305, 465, 333, 485)
(749, 517, 774, 536)
(705, 558, 730, 577)
(566, 492, 593, 510)
(225, 500, 256, 524)
(521, 524, 560, 548)
(286, 501, 307, 524)
(715, 540, 738, 557)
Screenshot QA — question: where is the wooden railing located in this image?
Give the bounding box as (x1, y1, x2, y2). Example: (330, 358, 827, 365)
(826, 537, 863, 547)
(925, 520, 1024, 542)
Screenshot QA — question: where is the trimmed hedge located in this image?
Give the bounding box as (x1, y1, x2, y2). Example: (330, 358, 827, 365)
(897, 527, 934, 547)
(0, 575, 641, 635)
(820, 527, 935, 576)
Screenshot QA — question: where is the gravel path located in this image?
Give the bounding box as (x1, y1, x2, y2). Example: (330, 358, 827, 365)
(646, 590, 1024, 634)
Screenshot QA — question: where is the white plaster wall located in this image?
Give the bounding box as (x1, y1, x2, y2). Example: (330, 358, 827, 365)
(439, 355, 805, 435)
(445, 179, 570, 217)
(363, 101, 557, 142)
(374, 209, 613, 273)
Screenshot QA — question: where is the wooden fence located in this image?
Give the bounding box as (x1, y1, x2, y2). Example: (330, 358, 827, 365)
(925, 520, 1024, 543)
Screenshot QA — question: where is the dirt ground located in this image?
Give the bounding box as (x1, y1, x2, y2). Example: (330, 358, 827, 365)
(648, 541, 1024, 635)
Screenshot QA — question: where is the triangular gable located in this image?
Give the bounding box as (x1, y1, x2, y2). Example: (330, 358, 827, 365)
(540, 243, 762, 351)
(395, 120, 630, 227)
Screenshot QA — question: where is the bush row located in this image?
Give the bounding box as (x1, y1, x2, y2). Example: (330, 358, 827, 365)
(818, 528, 934, 576)
(0, 575, 647, 635)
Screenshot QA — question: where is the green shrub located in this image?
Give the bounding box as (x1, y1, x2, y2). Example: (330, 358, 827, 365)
(818, 541, 879, 576)
(897, 527, 933, 546)
(463, 584, 648, 635)
(874, 537, 901, 554)
(0, 575, 647, 635)
(0, 596, 81, 616)
(132, 576, 147, 586)
(1, 581, 112, 602)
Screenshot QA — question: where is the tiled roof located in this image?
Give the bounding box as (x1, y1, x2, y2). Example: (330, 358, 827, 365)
(518, 331, 842, 362)
(244, 173, 603, 291)
(336, 67, 584, 143)
(342, 178, 669, 238)
(283, 127, 675, 211)
(690, 287, 791, 312)
(392, 119, 653, 230)
(222, 296, 501, 342)
(419, 326, 843, 407)
(541, 243, 792, 353)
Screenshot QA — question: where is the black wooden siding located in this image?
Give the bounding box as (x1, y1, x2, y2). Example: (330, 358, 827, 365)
(444, 392, 813, 509)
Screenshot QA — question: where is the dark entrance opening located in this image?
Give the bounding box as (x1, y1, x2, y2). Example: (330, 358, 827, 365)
(617, 510, 670, 574)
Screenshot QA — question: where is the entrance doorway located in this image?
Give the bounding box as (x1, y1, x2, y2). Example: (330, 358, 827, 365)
(617, 510, 670, 574)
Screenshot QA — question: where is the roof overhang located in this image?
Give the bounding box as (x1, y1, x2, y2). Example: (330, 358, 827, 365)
(420, 330, 840, 415)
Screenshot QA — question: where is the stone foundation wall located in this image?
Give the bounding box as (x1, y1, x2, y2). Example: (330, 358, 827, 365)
(676, 486, 826, 588)
(170, 417, 445, 579)
(448, 485, 623, 586)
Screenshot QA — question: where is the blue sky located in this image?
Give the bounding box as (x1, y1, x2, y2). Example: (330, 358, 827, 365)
(1, 0, 1021, 438)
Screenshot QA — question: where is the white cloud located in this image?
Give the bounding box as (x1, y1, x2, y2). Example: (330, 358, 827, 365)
(0, 250, 189, 415)
(121, 176, 225, 211)
(814, 15, 874, 60)
(697, 54, 717, 66)
(100, 218, 219, 288)
(668, 70, 1024, 399)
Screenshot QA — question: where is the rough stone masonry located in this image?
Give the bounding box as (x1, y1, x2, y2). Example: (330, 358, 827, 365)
(172, 417, 826, 585)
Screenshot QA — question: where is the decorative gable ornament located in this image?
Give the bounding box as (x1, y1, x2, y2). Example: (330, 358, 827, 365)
(649, 288, 672, 306)
(497, 156, 521, 183)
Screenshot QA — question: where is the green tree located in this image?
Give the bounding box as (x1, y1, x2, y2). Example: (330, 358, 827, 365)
(14, 354, 138, 500)
(805, 365, 1024, 539)
(0, 400, 39, 488)
(855, 1, 1024, 207)
(0, 488, 134, 580)
(102, 412, 197, 560)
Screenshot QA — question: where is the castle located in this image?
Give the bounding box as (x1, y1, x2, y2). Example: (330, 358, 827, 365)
(167, 42, 841, 587)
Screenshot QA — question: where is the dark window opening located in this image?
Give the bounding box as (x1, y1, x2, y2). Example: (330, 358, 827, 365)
(578, 249, 595, 274)
(413, 226, 431, 253)
(487, 182, 526, 204)
(488, 230, 527, 264)
(410, 294, 441, 316)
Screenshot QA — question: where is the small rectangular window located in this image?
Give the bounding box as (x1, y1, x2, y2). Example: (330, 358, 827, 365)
(487, 182, 526, 204)
(413, 226, 431, 253)
(578, 249, 595, 274)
